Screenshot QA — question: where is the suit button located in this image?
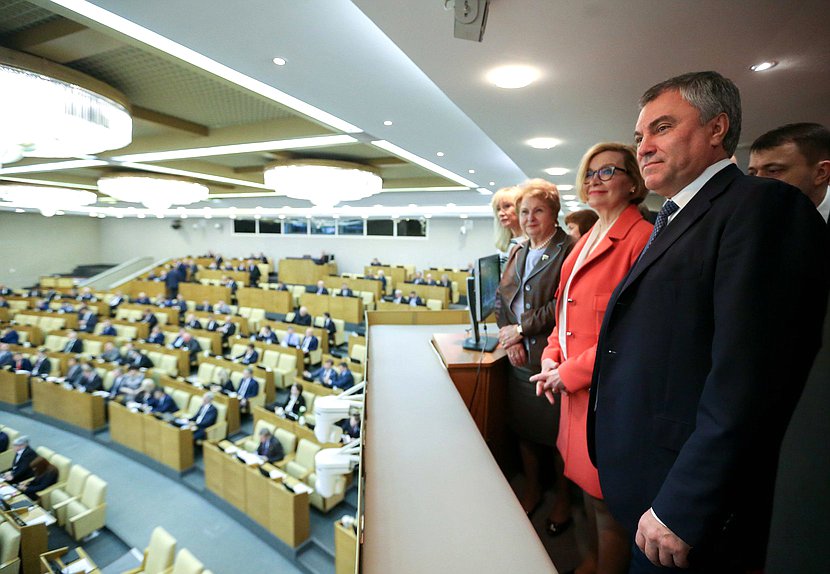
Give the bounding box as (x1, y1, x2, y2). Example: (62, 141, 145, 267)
(525, 285, 531, 291)
(607, 349, 616, 355)
(566, 331, 572, 336)
(567, 298, 574, 303)
(530, 338, 536, 345)
(525, 303, 531, 309)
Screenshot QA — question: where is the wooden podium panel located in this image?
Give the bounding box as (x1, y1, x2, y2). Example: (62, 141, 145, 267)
(0, 371, 29, 405)
(222, 455, 246, 511)
(157, 420, 194, 471)
(244, 465, 270, 525)
(108, 402, 194, 472)
(278, 259, 336, 286)
(236, 288, 292, 313)
(299, 293, 363, 324)
(335, 520, 358, 574)
(268, 478, 310, 548)
(203, 443, 226, 495)
(31, 380, 106, 431)
(108, 402, 144, 452)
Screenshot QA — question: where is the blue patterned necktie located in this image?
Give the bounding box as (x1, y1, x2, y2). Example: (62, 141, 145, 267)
(641, 199, 679, 255)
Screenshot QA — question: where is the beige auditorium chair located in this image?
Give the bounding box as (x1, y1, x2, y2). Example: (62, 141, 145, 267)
(350, 344, 367, 364)
(37, 453, 71, 509)
(426, 299, 443, 311)
(49, 464, 91, 522)
(0, 521, 21, 574)
(123, 526, 177, 574)
(274, 353, 297, 389)
(63, 474, 107, 540)
(0, 427, 20, 472)
(35, 446, 55, 460)
(284, 439, 321, 482)
(164, 548, 204, 574)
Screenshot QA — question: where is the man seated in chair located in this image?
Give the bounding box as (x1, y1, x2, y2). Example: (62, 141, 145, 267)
(218, 316, 236, 348)
(122, 345, 154, 370)
(184, 313, 203, 330)
(304, 358, 336, 386)
(62, 356, 84, 385)
(99, 320, 118, 336)
(146, 326, 165, 345)
(281, 327, 301, 349)
(9, 352, 32, 372)
(0, 326, 20, 344)
(204, 314, 220, 332)
(300, 328, 319, 356)
(76, 363, 103, 393)
(293, 306, 312, 327)
(332, 362, 355, 391)
(77, 305, 97, 333)
(276, 383, 306, 420)
(99, 342, 121, 363)
(338, 283, 354, 297)
(108, 290, 125, 310)
(235, 367, 259, 412)
(0, 343, 12, 367)
(406, 291, 425, 307)
(321, 311, 337, 345)
(341, 413, 361, 441)
(31, 348, 52, 378)
(62, 330, 83, 354)
(149, 387, 178, 414)
(234, 343, 259, 365)
(309, 280, 329, 295)
(274, 282, 289, 291)
(139, 308, 158, 330)
(195, 299, 212, 312)
(437, 273, 452, 288)
(384, 289, 406, 304)
(256, 325, 278, 345)
(132, 292, 151, 305)
(256, 427, 284, 463)
(3, 436, 37, 484)
(109, 367, 144, 402)
(179, 392, 217, 442)
(213, 300, 232, 315)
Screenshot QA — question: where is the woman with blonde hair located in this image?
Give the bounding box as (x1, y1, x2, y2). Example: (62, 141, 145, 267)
(533, 142, 653, 573)
(491, 186, 524, 267)
(495, 178, 574, 524)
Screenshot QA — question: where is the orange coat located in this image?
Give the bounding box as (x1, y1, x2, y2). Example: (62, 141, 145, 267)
(541, 204, 652, 497)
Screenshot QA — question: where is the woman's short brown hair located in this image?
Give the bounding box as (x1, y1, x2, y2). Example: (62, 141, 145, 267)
(575, 143, 647, 205)
(564, 209, 599, 236)
(515, 178, 561, 217)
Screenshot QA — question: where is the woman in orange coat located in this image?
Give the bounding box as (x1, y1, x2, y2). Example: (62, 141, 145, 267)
(532, 143, 653, 574)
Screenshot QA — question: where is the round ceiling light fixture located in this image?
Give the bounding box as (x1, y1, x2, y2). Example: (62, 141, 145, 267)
(0, 184, 97, 217)
(486, 65, 540, 89)
(97, 173, 209, 211)
(544, 167, 570, 176)
(264, 159, 383, 207)
(526, 137, 562, 149)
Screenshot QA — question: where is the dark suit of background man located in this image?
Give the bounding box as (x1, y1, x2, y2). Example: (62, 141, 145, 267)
(4, 438, 37, 484)
(588, 72, 829, 573)
(256, 429, 284, 463)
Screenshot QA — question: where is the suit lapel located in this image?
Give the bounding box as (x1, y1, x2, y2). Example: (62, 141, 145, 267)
(620, 164, 739, 292)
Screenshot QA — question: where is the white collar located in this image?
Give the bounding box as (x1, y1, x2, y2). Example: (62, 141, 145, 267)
(817, 186, 830, 223)
(666, 158, 732, 221)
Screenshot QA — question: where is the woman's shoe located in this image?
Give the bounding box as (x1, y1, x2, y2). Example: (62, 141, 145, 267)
(544, 516, 573, 537)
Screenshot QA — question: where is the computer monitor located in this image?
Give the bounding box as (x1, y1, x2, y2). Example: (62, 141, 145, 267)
(463, 254, 500, 352)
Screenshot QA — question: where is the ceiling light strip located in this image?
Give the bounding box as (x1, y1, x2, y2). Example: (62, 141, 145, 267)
(0, 159, 107, 175)
(117, 162, 272, 190)
(370, 140, 478, 188)
(0, 176, 99, 190)
(46, 0, 363, 134)
(111, 134, 357, 163)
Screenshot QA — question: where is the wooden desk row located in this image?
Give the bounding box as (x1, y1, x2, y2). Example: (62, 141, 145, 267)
(158, 374, 241, 436)
(31, 379, 106, 431)
(203, 442, 310, 547)
(298, 293, 363, 324)
(108, 402, 194, 472)
(278, 259, 337, 286)
(0, 490, 48, 574)
(0, 370, 30, 405)
(323, 276, 383, 300)
(236, 287, 292, 314)
(197, 355, 277, 405)
(363, 265, 407, 290)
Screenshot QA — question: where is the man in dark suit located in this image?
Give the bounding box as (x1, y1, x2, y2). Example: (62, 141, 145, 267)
(184, 393, 218, 441)
(133, 292, 151, 305)
(274, 282, 289, 292)
(146, 326, 165, 345)
(235, 367, 259, 411)
(338, 283, 354, 297)
(293, 306, 312, 326)
(234, 343, 259, 365)
(149, 388, 177, 414)
(108, 291, 125, 310)
(196, 299, 212, 312)
(587, 72, 829, 573)
(99, 342, 121, 363)
(164, 269, 180, 299)
(76, 364, 103, 393)
(184, 313, 203, 330)
(140, 309, 158, 330)
(256, 427, 284, 463)
(0, 328, 19, 345)
(304, 358, 336, 386)
(310, 280, 328, 295)
(247, 260, 262, 287)
(321, 312, 337, 344)
(0, 431, 7, 453)
(299, 328, 319, 355)
(99, 321, 118, 336)
(217, 316, 236, 346)
(332, 362, 355, 391)
(62, 331, 83, 354)
(125, 348, 153, 370)
(10, 353, 32, 372)
(384, 289, 405, 304)
(77, 306, 97, 333)
(406, 291, 424, 307)
(63, 357, 83, 385)
(256, 326, 278, 345)
(0, 344, 12, 367)
(3, 436, 37, 484)
(748, 122, 830, 224)
(31, 349, 52, 378)
(204, 314, 219, 332)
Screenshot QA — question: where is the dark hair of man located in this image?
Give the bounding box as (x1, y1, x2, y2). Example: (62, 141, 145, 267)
(639, 71, 742, 156)
(750, 122, 830, 165)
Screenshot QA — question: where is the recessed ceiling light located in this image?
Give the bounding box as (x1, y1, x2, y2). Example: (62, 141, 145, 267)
(373, 203, 383, 208)
(446, 202, 456, 207)
(558, 185, 574, 192)
(468, 169, 475, 174)
(116, 213, 123, 219)
(383, 120, 393, 126)
(562, 194, 577, 200)
(254, 214, 262, 220)
(55, 210, 64, 216)
(477, 188, 493, 195)
(13, 208, 24, 213)
(489, 181, 495, 186)
(544, 167, 570, 176)
(424, 214, 432, 219)
(181, 214, 188, 219)
(460, 214, 468, 219)
(487, 65, 540, 89)
(137, 213, 145, 219)
(526, 137, 561, 149)
(436, 152, 445, 157)
(408, 203, 417, 208)
(272, 57, 286, 66)
(750, 61, 777, 72)
(278, 214, 286, 220)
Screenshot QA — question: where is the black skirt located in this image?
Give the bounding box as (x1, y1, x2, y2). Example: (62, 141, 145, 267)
(507, 364, 560, 447)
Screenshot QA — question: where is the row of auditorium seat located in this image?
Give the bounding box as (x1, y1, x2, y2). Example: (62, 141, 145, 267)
(124, 525, 214, 574)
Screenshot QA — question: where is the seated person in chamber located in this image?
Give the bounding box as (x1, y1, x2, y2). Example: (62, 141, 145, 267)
(331, 362, 355, 391)
(184, 313, 203, 330)
(99, 341, 121, 363)
(407, 291, 424, 307)
(62, 330, 83, 354)
(77, 287, 96, 302)
(274, 282, 289, 292)
(99, 320, 118, 336)
(195, 299, 212, 312)
(108, 291, 125, 309)
(149, 387, 177, 414)
(424, 273, 436, 286)
(140, 309, 158, 329)
(3, 436, 36, 484)
(31, 348, 52, 378)
(179, 392, 218, 441)
(21, 456, 58, 501)
(293, 306, 312, 326)
(0, 327, 19, 345)
(0, 344, 12, 367)
(370, 257, 382, 266)
(384, 289, 406, 304)
(0, 284, 11, 296)
(234, 367, 259, 411)
(338, 283, 354, 297)
(0, 296, 8, 308)
(218, 315, 236, 342)
(132, 292, 151, 305)
(281, 327, 301, 349)
(62, 357, 83, 385)
(321, 311, 337, 344)
(10, 352, 32, 372)
(179, 333, 202, 365)
(204, 314, 220, 332)
(76, 363, 103, 393)
(256, 325, 278, 345)
(132, 380, 156, 406)
(221, 276, 237, 294)
(300, 328, 319, 354)
(411, 271, 425, 285)
(304, 358, 336, 386)
(437, 273, 452, 288)
(234, 343, 259, 365)
(35, 298, 49, 311)
(341, 413, 361, 441)
(256, 427, 284, 463)
(213, 300, 231, 315)
(276, 383, 306, 420)
(57, 300, 75, 313)
(121, 345, 154, 370)
(146, 326, 165, 345)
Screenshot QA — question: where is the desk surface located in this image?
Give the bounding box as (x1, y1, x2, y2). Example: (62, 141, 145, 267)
(363, 324, 556, 574)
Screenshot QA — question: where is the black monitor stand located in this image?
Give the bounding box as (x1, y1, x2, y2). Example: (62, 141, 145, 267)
(463, 275, 498, 351)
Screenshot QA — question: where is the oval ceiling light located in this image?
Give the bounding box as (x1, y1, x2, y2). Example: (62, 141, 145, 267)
(558, 185, 575, 191)
(383, 120, 393, 126)
(0, 184, 97, 217)
(526, 137, 561, 149)
(436, 152, 445, 157)
(264, 160, 382, 207)
(487, 64, 540, 89)
(272, 57, 287, 66)
(98, 174, 209, 211)
(544, 167, 570, 176)
(750, 61, 777, 72)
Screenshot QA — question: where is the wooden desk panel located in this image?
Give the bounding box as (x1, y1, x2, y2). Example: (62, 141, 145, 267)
(268, 477, 310, 547)
(363, 265, 407, 291)
(197, 269, 251, 285)
(299, 294, 363, 324)
(236, 288, 292, 313)
(203, 442, 226, 495)
(157, 419, 194, 471)
(31, 380, 105, 431)
(0, 370, 29, 404)
(398, 283, 450, 308)
(0, 502, 47, 574)
(335, 521, 358, 574)
(323, 277, 382, 300)
(259, 320, 329, 355)
(179, 284, 232, 306)
(108, 402, 194, 472)
(159, 375, 240, 435)
(118, 303, 179, 326)
(121, 280, 166, 300)
(108, 402, 144, 453)
(244, 465, 270, 525)
(278, 259, 336, 286)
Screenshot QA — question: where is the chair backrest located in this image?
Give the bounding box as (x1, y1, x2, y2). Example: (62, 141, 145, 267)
(213, 402, 227, 424)
(351, 344, 367, 364)
(229, 371, 242, 386)
(160, 355, 179, 376)
(229, 343, 247, 358)
(294, 439, 321, 470)
(261, 350, 280, 369)
(277, 353, 297, 373)
(103, 370, 117, 391)
(186, 396, 203, 417)
(171, 548, 204, 574)
(1, 426, 19, 445)
(35, 446, 55, 460)
(0, 521, 21, 564)
(426, 299, 442, 311)
(144, 526, 177, 574)
(84, 340, 103, 356)
(51, 454, 72, 482)
(66, 465, 91, 496)
(253, 420, 276, 438)
(196, 363, 214, 383)
(274, 428, 297, 456)
(80, 475, 107, 507)
(172, 390, 190, 411)
(301, 391, 316, 413)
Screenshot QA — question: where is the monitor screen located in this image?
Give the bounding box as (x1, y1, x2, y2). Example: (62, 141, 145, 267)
(475, 253, 500, 322)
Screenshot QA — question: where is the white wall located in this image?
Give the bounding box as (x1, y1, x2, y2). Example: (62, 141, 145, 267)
(96, 217, 496, 276)
(0, 212, 102, 288)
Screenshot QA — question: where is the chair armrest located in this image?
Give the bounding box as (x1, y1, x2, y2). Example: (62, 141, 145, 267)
(69, 504, 106, 540)
(51, 495, 79, 510)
